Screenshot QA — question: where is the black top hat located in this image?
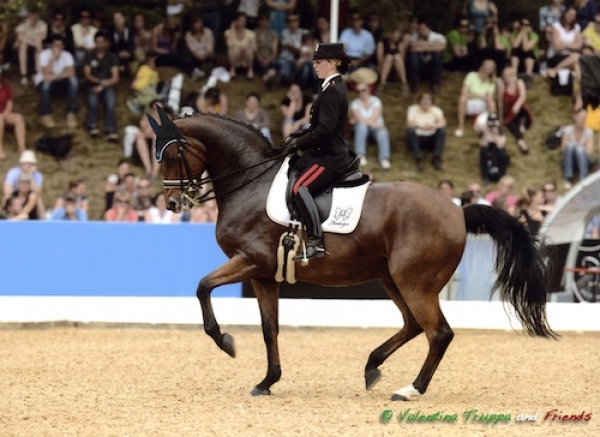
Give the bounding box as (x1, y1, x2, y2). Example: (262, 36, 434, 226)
(312, 43, 351, 62)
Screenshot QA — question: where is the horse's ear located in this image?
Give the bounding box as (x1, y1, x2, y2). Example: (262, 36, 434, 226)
(157, 105, 171, 127)
(146, 113, 161, 134)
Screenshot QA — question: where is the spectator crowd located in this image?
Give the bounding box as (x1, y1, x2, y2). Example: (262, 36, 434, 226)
(0, 0, 598, 234)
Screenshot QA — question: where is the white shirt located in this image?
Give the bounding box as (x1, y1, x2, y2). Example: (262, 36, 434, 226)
(411, 30, 447, 44)
(407, 104, 445, 136)
(33, 49, 75, 86)
(350, 96, 384, 126)
(322, 73, 340, 90)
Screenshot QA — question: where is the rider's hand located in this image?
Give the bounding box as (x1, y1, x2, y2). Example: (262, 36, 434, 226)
(281, 135, 299, 154)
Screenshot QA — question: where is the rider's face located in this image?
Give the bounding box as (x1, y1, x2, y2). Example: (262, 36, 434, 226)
(312, 59, 336, 79)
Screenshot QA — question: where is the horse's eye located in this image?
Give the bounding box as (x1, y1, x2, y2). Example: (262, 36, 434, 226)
(169, 154, 177, 163)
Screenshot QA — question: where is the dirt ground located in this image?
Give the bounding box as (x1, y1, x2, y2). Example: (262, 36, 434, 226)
(0, 325, 598, 437)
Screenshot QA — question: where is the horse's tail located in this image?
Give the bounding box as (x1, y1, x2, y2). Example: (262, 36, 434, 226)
(463, 204, 558, 339)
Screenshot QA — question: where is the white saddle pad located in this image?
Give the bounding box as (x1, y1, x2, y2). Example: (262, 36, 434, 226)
(266, 157, 370, 234)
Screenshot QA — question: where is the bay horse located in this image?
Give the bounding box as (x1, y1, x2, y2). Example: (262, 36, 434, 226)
(148, 108, 556, 401)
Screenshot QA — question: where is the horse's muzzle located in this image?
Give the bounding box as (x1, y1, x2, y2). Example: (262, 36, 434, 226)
(168, 197, 181, 213)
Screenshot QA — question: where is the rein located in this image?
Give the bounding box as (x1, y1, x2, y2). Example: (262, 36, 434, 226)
(164, 140, 286, 205)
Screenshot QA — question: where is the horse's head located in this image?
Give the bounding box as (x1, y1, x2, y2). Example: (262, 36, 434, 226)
(147, 107, 207, 213)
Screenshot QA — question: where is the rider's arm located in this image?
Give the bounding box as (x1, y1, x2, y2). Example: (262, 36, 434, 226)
(295, 88, 341, 151)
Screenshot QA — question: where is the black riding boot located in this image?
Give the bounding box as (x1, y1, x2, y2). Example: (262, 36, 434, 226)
(294, 186, 327, 260)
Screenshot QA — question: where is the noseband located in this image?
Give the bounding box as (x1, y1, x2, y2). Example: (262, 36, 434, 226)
(158, 138, 211, 207)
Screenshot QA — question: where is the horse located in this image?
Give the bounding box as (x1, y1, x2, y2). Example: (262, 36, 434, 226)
(147, 107, 557, 401)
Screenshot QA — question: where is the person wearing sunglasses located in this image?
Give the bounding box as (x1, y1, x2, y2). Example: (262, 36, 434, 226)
(510, 18, 539, 87)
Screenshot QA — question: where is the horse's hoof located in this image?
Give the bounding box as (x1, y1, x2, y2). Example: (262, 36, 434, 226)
(221, 333, 236, 358)
(250, 387, 271, 396)
(365, 368, 382, 390)
(390, 393, 409, 401)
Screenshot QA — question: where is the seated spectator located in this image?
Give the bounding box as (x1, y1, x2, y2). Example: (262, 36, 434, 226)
(437, 179, 461, 206)
(582, 11, 600, 54)
(406, 92, 447, 171)
(234, 92, 272, 141)
(562, 107, 594, 188)
(467, 181, 491, 204)
(455, 58, 497, 137)
(225, 12, 256, 80)
(53, 179, 89, 213)
(479, 112, 509, 183)
(3, 150, 43, 208)
(1, 197, 26, 220)
(314, 15, 331, 43)
(444, 17, 476, 73)
(498, 66, 533, 154)
(462, 0, 498, 39)
(152, 16, 194, 77)
(34, 35, 78, 129)
(11, 173, 39, 220)
(126, 52, 160, 115)
(546, 6, 582, 80)
(350, 84, 391, 169)
(280, 83, 312, 138)
(144, 192, 180, 223)
(485, 174, 518, 212)
(476, 18, 510, 76)
(408, 20, 447, 94)
(187, 204, 210, 223)
(83, 30, 120, 141)
(133, 177, 154, 221)
(540, 0, 565, 35)
(204, 198, 219, 222)
(105, 158, 132, 211)
(195, 86, 228, 114)
(294, 33, 319, 93)
(132, 12, 152, 66)
(575, 0, 598, 31)
(377, 27, 409, 94)
(510, 18, 539, 85)
(460, 190, 479, 207)
(50, 191, 87, 221)
(0, 69, 26, 159)
(44, 9, 74, 54)
(339, 11, 377, 72)
(255, 13, 279, 84)
(265, 0, 297, 37)
(184, 15, 215, 78)
(71, 8, 98, 66)
(108, 11, 135, 76)
(14, 8, 47, 86)
(517, 187, 544, 235)
(272, 11, 306, 86)
(539, 179, 562, 216)
(134, 101, 162, 179)
(104, 191, 138, 222)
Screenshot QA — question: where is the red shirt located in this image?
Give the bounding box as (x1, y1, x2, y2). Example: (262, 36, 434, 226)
(0, 81, 12, 114)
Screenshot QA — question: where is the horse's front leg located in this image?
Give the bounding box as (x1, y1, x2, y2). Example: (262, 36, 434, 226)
(250, 278, 280, 396)
(197, 253, 258, 357)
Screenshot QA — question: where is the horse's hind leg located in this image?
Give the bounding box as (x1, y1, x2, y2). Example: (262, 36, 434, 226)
(196, 253, 258, 357)
(390, 280, 454, 401)
(250, 279, 281, 396)
(365, 279, 423, 391)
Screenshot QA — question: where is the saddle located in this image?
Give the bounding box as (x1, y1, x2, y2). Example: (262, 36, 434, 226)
(285, 155, 369, 222)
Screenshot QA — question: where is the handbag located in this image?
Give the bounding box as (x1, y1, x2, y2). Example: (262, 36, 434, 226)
(34, 135, 73, 159)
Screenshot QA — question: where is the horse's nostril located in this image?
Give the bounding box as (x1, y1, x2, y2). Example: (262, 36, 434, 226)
(167, 199, 178, 211)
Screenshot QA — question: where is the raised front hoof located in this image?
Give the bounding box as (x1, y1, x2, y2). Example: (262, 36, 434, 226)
(221, 333, 236, 358)
(250, 387, 271, 396)
(365, 368, 382, 390)
(390, 393, 410, 401)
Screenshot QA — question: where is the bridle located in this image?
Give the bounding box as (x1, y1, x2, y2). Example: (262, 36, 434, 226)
(158, 137, 285, 208)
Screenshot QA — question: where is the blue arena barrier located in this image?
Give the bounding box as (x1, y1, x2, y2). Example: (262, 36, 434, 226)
(0, 221, 241, 297)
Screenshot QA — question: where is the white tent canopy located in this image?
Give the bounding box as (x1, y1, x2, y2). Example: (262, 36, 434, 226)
(539, 172, 600, 301)
(539, 172, 600, 244)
